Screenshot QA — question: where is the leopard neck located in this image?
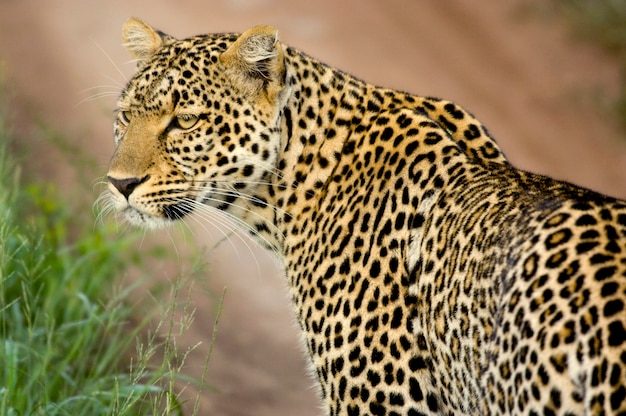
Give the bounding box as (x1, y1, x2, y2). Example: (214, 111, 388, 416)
(231, 48, 372, 254)
(274, 51, 374, 247)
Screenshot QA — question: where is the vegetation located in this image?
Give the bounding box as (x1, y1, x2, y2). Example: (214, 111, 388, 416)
(0, 92, 217, 415)
(543, 0, 626, 129)
(558, 0, 626, 62)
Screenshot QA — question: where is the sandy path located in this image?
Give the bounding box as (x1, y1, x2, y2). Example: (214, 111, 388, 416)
(1, 2, 625, 415)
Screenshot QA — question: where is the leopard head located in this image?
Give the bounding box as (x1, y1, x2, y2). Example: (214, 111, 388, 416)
(106, 18, 289, 228)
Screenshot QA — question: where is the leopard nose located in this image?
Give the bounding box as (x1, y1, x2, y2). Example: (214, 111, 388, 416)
(108, 175, 149, 200)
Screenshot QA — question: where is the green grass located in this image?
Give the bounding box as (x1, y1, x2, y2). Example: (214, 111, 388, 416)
(0, 89, 219, 415)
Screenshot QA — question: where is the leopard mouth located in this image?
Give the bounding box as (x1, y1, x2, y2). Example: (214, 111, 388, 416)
(115, 204, 170, 229)
(111, 193, 195, 227)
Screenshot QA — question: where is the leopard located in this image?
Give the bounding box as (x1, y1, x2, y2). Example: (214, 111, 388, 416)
(105, 17, 626, 415)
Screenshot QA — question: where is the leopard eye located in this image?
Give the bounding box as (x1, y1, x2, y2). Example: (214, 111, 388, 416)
(119, 110, 131, 124)
(175, 114, 200, 130)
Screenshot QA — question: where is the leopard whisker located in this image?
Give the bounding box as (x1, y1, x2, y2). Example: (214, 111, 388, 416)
(90, 37, 129, 85)
(184, 195, 283, 255)
(75, 90, 122, 108)
(192, 194, 281, 237)
(188, 185, 290, 218)
(79, 85, 123, 94)
(242, 158, 288, 181)
(174, 196, 280, 267)
(195, 178, 292, 189)
(92, 176, 109, 186)
(93, 191, 115, 224)
(179, 198, 270, 269)
(161, 220, 184, 264)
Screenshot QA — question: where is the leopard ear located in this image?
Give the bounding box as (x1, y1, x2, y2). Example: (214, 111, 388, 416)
(220, 25, 286, 99)
(122, 17, 175, 68)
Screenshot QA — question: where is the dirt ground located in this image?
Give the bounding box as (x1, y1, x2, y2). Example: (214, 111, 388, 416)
(1, 1, 626, 415)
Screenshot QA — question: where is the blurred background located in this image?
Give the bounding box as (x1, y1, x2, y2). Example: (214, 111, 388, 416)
(1, 1, 625, 415)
